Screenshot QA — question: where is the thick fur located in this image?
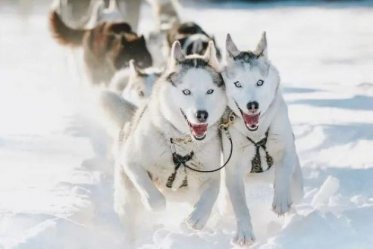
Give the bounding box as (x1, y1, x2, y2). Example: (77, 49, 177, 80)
(99, 61, 162, 141)
(49, 10, 85, 46)
(167, 22, 221, 60)
(114, 41, 226, 244)
(49, 10, 153, 86)
(222, 33, 304, 246)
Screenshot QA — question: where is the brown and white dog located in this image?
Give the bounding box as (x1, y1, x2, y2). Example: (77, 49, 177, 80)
(49, 10, 153, 86)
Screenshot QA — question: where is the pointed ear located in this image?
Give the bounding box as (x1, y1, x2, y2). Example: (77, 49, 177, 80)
(226, 33, 240, 58)
(170, 41, 185, 64)
(129, 59, 140, 76)
(203, 40, 221, 71)
(255, 32, 268, 58)
(139, 35, 146, 44)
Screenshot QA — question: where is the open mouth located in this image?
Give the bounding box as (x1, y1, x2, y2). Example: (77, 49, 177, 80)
(180, 109, 208, 140)
(234, 101, 260, 131)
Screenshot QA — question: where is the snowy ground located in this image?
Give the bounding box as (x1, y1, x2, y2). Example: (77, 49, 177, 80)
(1, 1, 373, 249)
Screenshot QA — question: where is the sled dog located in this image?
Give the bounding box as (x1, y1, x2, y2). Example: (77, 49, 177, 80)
(99, 60, 162, 137)
(222, 33, 304, 246)
(49, 10, 152, 86)
(167, 22, 221, 60)
(114, 41, 226, 241)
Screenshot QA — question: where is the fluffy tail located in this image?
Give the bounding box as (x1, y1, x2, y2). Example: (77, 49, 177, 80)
(99, 91, 136, 137)
(48, 10, 86, 47)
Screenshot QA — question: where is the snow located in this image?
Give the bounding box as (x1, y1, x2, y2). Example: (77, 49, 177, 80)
(1, 1, 373, 249)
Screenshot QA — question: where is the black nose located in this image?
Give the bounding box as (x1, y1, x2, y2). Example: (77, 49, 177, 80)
(247, 101, 259, 112)
(196, 110, 208, 122)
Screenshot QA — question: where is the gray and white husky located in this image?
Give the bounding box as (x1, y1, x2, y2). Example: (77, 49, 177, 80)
(99, 60, 162, 138)
(114, 41, 226, 241)
(222, 33, 304, 246)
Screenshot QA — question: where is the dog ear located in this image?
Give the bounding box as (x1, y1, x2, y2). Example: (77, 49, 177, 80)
(129, 59, 140, 77)
(170, 41, 185, 64)
(255, 32, 268, 59)
(226, 33, 240, 58)
(203, 40, 221, 71)
(139, 35, 146, 45)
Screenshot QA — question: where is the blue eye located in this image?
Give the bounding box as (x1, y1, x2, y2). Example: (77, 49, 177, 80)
(234, 81, 242, 88)
(206, 89, 214, 94)
(182, 89, 191, 95)
(256, 79, 264, 86)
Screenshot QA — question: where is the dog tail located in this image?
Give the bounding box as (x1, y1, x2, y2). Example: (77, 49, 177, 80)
(99, 91, 136, 137)
(49, 10, 86, 47)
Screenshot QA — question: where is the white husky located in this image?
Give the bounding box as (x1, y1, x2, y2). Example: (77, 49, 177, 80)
(114, 41, 226, 242)
(222, 33, 304, 246)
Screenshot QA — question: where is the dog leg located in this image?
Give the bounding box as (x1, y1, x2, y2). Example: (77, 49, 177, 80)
(226, 165, 255, 246)
(186, 174, 220, 230)
(123, 162, 166, 212)
(272, 145, 297, 216)
(291, 155, 304, 204)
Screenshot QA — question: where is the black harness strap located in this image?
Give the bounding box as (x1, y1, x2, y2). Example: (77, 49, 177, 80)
(166, 127, 234, 189)
(247, 129, 274, 173)
(166, 151, 194, 188)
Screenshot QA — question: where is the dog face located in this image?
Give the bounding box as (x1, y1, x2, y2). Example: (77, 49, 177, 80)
(112, 35, 153, 70)
(223, 33, 280, 131)
(121, 60, 162, 105)
(158, 41, 226, 141)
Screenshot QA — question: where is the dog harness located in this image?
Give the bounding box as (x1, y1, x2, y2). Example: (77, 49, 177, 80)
(166, 139, 193, 189)
(223, 109, 274, 173)
(247, 130, 273, 173)
(166, 118, 234, 189)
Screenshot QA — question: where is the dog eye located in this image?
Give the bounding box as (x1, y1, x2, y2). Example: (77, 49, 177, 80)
(256, 79, 264, 86)
(182, 89, 191, 95)
(206, 89, 214, 95)
(138, 90, 145, 97)
(234, 81, 242, 88)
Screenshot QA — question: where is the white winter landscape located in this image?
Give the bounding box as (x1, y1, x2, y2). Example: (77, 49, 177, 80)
(0, 1, 373, 249)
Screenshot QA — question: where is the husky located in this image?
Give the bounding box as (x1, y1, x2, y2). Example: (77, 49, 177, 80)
(114, 41, 226, 243)
(167, 22, 221, 60)
(49, 10, 152, 86)
(119, 60, 163, 106)
(222, 33, 304, 246)
(99, 60, 162, 137)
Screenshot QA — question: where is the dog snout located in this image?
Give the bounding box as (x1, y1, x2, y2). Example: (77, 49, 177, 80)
(247, 101, 259, 113)
(196, 110, 208, 123)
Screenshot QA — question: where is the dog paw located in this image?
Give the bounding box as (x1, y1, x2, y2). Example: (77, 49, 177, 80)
(232, 223, 255, 247)
(272, 188, 292, 216)
(185, 209, 210, 230)
(143, 192, 166, 212)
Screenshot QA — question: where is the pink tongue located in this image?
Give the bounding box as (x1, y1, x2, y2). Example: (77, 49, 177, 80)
(243, 113, 259, 125)
(191, 124, 208, 137)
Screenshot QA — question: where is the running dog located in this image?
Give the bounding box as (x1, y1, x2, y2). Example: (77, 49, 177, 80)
(222, 33, 304, 246)
(49, 10, 152, 86)
(167, 22, 221, 60)
(114, 41, 226, 243)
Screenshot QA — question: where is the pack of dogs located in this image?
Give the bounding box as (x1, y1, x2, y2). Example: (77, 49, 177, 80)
(49, 0, 304, 247)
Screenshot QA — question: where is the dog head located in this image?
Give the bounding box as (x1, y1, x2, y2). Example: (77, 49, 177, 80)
(121, 60, 162, 106)
(157, 41, 226, 141)
(223, 32, 280, 131)
(112, 34, 153, 70)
